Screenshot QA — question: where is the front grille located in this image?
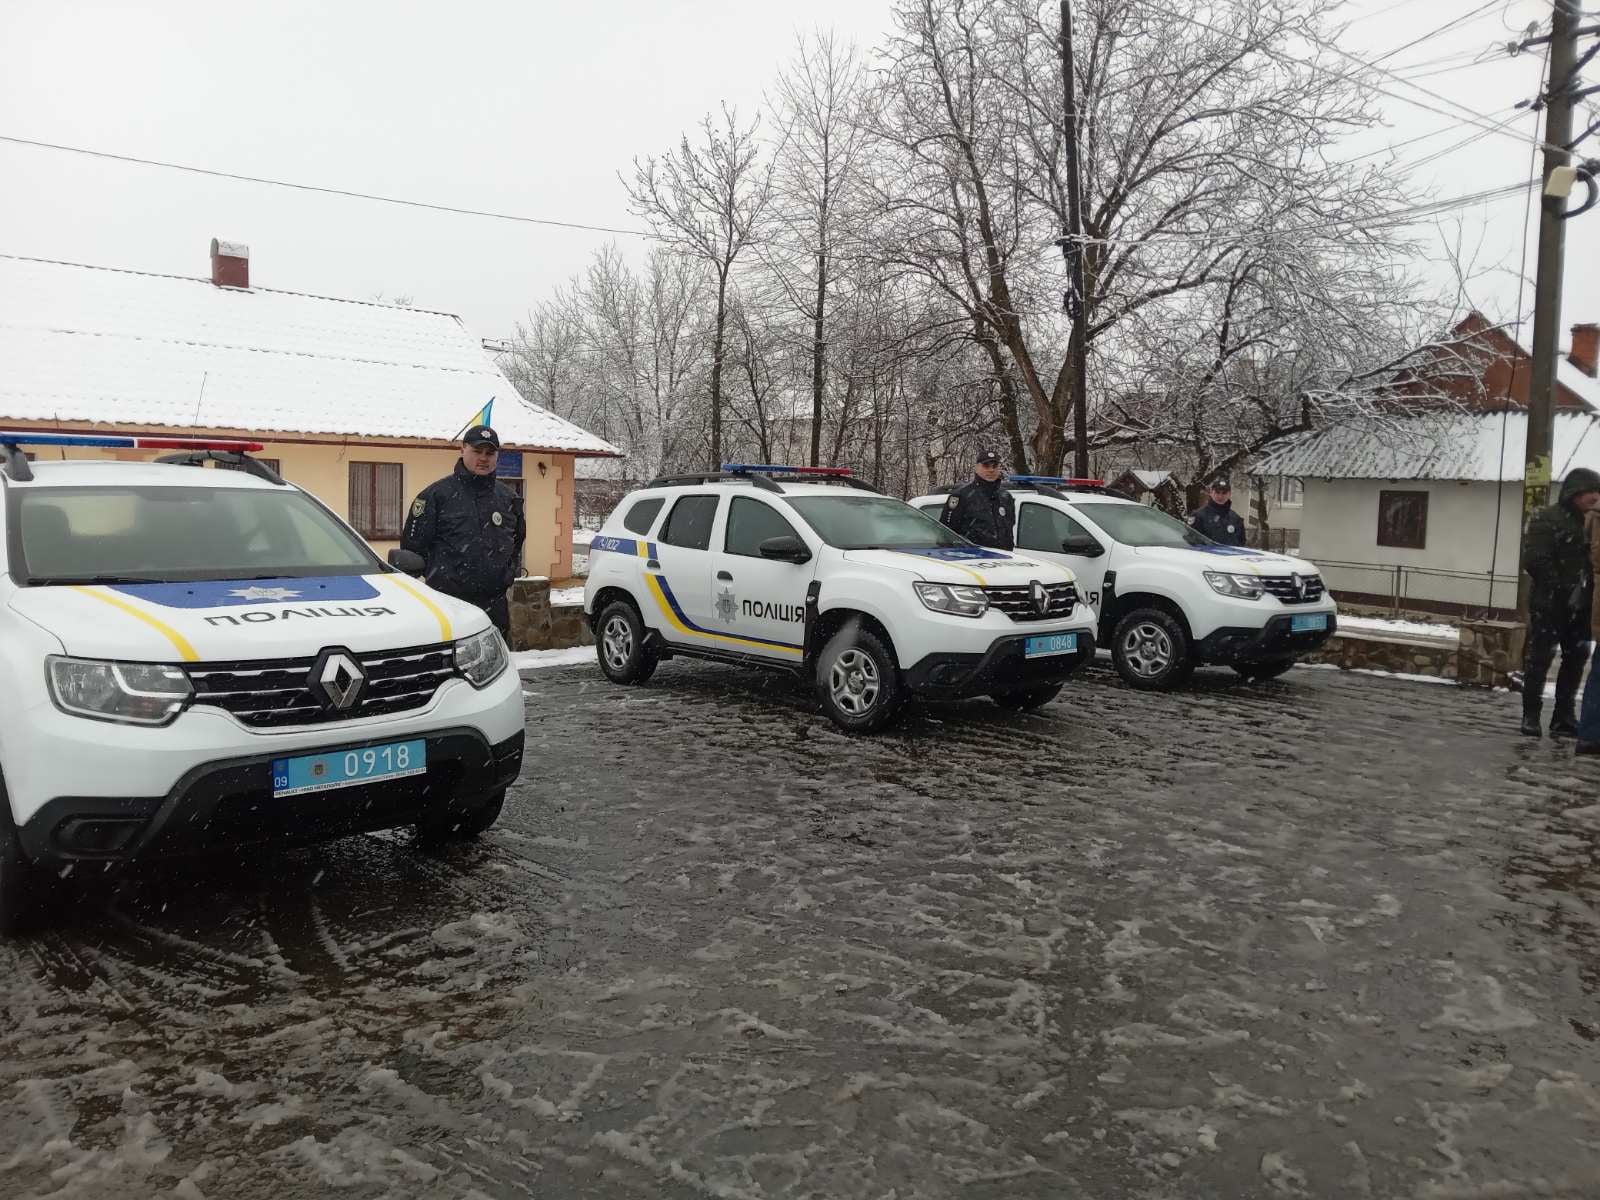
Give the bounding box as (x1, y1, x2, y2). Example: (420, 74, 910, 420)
(983, 581, 1078, 622)
(1259, 574, 1325, 605)
(185, 643, 458, 728)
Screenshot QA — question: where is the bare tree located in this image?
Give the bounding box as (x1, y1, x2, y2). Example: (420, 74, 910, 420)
(765, 31, 872, 465)
(625, 106, 774, 468)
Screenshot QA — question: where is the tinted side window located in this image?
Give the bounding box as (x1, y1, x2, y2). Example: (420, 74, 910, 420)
(725, 497, 802, 557)
(660, 495, 720, 551)
(622, 497, 664, 536)
(1017, 502, 1092, 552)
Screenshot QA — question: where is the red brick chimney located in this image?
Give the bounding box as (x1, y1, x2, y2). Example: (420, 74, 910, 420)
(209, 238, 250, 289)
(1570, 322, 1599, 379)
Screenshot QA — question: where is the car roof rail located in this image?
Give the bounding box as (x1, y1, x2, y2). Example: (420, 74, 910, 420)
(719, 463, 883, 495)
(153, 449, 287, 485)
(645, 471, 784, 493)
(1008, 474, 1134, 501)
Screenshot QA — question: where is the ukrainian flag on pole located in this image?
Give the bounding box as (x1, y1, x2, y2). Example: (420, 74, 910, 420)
(454, 397, 494, 440)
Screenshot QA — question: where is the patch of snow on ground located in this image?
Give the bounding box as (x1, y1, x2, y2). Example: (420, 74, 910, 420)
(551, 587, 585, 606)
(1339, 615, 1460, 642)
(572, 530, 597, 547)
(1296, 662, 1456, 687)
(513, 647, 595, 672)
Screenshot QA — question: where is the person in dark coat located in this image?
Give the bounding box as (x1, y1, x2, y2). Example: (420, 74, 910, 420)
(1576, 507, 1600, 754)
(401, 425, 526, 638)
(1520, 466, 1600, 738)
(1188, 477, 1247, 546)
(939, 448, 1015, 550)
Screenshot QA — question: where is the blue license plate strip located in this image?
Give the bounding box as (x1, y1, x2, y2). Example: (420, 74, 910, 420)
(272, 739, 427, 797)
(1024, 632, 1078, 658)
(1291, 614, 1328, 632)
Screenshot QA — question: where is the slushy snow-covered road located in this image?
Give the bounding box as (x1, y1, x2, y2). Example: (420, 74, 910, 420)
(1, 659, 1597, 1198)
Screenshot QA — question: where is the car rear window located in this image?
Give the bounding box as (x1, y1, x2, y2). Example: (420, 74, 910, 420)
(659, 495, 720, 551)
(622, 497, 664, 536)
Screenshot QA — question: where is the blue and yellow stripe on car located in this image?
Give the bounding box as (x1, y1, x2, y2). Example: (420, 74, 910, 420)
(644, 574, 803, 657)
(590, 535, 658, 559)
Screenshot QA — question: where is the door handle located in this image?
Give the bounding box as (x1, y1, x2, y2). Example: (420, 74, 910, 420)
(647, 559, 660, 570)
(716, 570, 733, 581)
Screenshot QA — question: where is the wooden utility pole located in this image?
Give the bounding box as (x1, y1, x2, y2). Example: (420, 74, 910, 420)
(1518, 0, 1581, 614)
(1059, 0, 1091, 478)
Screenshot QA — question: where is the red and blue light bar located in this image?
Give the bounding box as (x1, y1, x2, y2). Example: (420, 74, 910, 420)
(721, 463, 854, 477)
(0, 432, 266, 452)
(1009, 474, 1106, 487)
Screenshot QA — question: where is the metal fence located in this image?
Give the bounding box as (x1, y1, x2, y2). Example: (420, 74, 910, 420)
(1312, 559, 1519, 620)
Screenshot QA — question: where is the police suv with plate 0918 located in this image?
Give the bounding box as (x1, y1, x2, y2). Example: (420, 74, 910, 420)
(912, 476, 1337, 689)
(584, 464, 1099, 732)
(0, 432, 526, 935)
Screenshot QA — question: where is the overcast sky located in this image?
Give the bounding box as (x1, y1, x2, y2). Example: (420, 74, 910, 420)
(2, 0, 1595, 355)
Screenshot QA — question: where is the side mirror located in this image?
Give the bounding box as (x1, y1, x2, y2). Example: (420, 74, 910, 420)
(387, 548, 426, 576)
(758, 535, 812, 564)
(1062, 536, 1105, 558)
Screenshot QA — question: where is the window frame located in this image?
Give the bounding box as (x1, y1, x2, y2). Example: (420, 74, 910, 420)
(723, 496, 804, 558)
(1016, 501, 1093, 554)
(658, 494, 721, 551)
(1376, 489, 1428, 550)
(348, 461, 405, 540)
(1276, 475, 1304, 506)
(623, 497, 666, 537)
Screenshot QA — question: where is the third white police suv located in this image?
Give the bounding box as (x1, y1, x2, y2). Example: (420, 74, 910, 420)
(913, 477, 1337, 689)
(584, 465, 1098, 732)
(0, 433, 525, 934)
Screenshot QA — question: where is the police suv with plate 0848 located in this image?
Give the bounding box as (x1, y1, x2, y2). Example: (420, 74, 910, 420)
(584, 464, 1099, 732)
(0, 432, 526, 934)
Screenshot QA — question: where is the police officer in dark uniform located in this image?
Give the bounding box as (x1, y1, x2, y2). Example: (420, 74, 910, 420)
(1519, 466, 1600, 737)
(401, 425, 526, 639)
(939, 448, 1015, 550)
(1188, 477, 1247, 546)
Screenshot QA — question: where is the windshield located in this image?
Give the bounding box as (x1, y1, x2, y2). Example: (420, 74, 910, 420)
(786, 495, 969, 550)
(1074, 502, 1212, 548)
(8, 485, 382, 584)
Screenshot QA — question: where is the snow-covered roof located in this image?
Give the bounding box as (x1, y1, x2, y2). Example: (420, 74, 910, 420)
(0, 254, 619, 456)
(1252, 411, 1600, 482)
(1118, 469, 1172, 489)
(1557, 355, 1600, 411)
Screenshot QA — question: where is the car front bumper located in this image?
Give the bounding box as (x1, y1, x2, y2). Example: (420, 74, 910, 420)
(1193, 612, 1337, 665)
(902, 630, 1098, 699)
(17, 727, 525, 867)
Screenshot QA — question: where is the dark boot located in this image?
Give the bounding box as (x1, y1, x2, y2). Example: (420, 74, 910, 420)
(1576, 741, 1600, 756)
(1521, 709, 1543, 738)
(1551, 713, 1580, 737)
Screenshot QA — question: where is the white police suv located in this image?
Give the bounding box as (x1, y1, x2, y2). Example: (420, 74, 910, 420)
(913, 476, 1336, 689)
(0, 432, 525, 933)
(584, 465, 1099, 731)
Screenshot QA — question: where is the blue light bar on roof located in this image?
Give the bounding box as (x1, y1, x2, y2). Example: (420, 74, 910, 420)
(721, 463, 854, 477)
(1010, 474, 1106, 486)
(0, 431, 266, 452)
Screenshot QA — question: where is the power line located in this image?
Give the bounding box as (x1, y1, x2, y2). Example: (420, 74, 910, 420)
(0, 134, 655, 239)
(1369, 0, 1504, 67)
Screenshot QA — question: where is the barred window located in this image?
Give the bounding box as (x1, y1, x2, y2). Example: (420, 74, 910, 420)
(349, 462, 404, 539)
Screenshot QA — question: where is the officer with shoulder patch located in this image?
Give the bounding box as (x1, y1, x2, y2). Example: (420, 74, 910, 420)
(939, 448, 1015, 550)
(401, 425, 526, 639)
(1188, 476, 1247, 546)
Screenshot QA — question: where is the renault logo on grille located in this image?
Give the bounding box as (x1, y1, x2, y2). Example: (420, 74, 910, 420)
(1030, 580, 1049, 614)
(310, 649, 365, 711)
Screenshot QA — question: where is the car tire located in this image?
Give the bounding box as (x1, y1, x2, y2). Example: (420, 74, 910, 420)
(1111, 607, 1193, 690)
(596, 600, 659, 685)
(416, 788, 505, 845)
(0, 777, 54, 937)
(816, 626, 903, 733)
(1233, 658, 1297, 681)
(991, 683, 1065, 711)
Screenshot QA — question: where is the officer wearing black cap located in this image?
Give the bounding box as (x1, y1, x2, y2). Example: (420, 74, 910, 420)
(401, 425, 526, 638)
(938, 447, 1015, 550)
(1188, 476, 1247, 546)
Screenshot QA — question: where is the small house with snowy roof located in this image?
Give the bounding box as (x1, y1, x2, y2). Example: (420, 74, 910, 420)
(0, 241, 619, 581)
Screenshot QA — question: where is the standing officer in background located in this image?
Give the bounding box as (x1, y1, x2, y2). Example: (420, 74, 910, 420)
(940, 448, 1015, 550)
(1188, 477, 1248, 546)
(401, 425, 525, 639)
(1519, 467, 1600, 738)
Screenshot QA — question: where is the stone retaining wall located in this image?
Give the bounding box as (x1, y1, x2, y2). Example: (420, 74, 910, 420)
(1299, 619, 1523, 688)
(507, 577, 595, 652)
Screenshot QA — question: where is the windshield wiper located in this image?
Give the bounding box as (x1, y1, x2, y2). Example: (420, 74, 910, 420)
(27, 574, 169, 586)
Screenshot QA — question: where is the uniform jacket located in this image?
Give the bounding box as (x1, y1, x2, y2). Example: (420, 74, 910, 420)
(939, 477, 1015, 550)
(400, 460, 526, 603)
(1588, 508, 1600, 639)
(1188, 499, 1247, 546)
(1525, 467, 1600, 619)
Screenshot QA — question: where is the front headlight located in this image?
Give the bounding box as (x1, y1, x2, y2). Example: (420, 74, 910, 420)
(914, 581, 990, 618)
(1203, 570, 1264, 600)
(454, 628, 509, 688)
(46, 656, 193, 726)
